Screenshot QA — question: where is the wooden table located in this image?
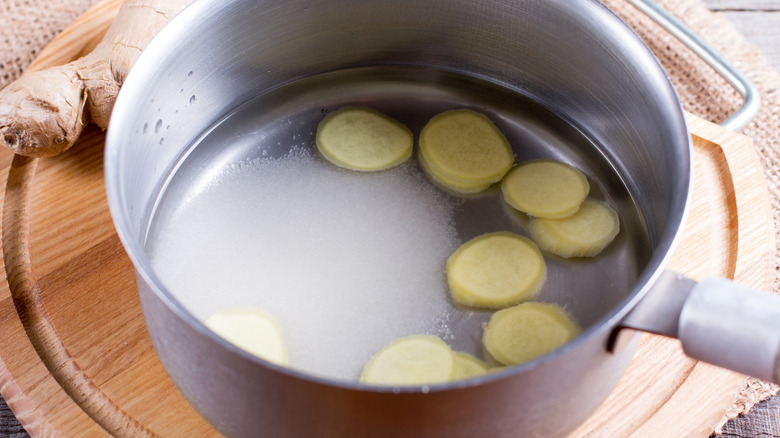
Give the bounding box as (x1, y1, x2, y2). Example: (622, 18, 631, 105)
(704, 0, 780, 71)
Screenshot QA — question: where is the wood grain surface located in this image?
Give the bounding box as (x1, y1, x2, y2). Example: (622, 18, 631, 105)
(0, 1, 775, 437)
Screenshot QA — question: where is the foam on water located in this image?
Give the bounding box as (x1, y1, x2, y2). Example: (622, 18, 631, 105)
(149, 147, 462, 381)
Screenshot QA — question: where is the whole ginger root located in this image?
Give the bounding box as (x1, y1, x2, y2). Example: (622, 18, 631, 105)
(0, 0, 194, 157)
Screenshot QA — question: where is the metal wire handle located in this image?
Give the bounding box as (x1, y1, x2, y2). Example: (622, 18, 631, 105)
(626, 0, 760, 131)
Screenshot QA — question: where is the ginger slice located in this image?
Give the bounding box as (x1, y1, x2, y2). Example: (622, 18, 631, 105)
(419, 109, 514, 193)
(316, 106, 413, 171)
(482, 302, 581, 366)
(451, 352, 490, 380)
(502, 160, 589, 219)
(205, 308, 287, 366)
(418, 150, 494, 194)
(360, 335, 455, 385)
(528, 198, 620, 258)
(447, 232, 546, 309)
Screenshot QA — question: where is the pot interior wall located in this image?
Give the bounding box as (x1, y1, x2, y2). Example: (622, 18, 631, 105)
(108, 0, 689, 260)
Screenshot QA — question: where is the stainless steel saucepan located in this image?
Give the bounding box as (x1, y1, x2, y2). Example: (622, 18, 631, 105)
(104, 0, 780, 436)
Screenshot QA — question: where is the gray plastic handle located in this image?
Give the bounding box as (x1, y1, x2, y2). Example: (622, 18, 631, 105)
(680, 277, 780, 383)
(620, 272, 780, 384)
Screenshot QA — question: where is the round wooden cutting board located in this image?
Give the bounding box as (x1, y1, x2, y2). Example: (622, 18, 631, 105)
(0, 1, 775, 437)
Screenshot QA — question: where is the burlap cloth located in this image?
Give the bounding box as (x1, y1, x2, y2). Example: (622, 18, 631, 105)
(1, 0, 779, 436)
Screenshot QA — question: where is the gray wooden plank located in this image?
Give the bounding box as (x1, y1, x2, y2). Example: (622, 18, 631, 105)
(699, 2, 780, 70)
(714, 392, 780, 437)
(704, 0, 780, 10)
(717, 11, 780, 69)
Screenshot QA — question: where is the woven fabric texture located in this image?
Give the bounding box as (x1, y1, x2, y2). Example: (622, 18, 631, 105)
(0, 0, 100, 89)
(1, 0, 780, 437)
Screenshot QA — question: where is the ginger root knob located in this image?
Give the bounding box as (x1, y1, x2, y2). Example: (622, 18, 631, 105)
(0, 65, 86, 157)
(0, 0, 193, 157)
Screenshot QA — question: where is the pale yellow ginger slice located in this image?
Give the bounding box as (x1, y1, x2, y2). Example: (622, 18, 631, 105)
(316, 106, 413, 171)
(419, 109, 514, 193)
(528, 198, 620, 258)
(447, 231, 546, 309)
(451, 352, 490, 380)
(360, 335, 455, 385)
(483, 302, 581, 365)
(418, 150, 493, 194)
(501, 160, 589, 219)
(205, 308, 287, 366)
